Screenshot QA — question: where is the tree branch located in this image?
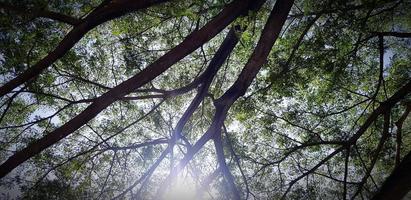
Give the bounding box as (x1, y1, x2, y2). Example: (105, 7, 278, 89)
(373, 32, 411, 38)
(155, 0, 293, 198)
(371, 150, 411, 200)
(0, 2, 81, 25)
(213, 129, 241, 200)
(395, 102, 411, 167)
(352, 111, 390, 198)
(0, 0, 169, 97)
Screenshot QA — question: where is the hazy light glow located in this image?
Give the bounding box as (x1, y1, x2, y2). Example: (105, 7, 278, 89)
(165, 173, 197, 200)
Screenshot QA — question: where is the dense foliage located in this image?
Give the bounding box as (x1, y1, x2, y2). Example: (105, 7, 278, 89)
(0, 0, 410, 199)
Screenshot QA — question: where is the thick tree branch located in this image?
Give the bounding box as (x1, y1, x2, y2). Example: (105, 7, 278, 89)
(343, 147, 350, 200)
(155, 0, 293, 198)
(371, 150, 411, 200)
(250, 14, 320, 96)
(373, 31, 411, 38)
(0, 0, 169, 97)
(395, 102, 411, 166)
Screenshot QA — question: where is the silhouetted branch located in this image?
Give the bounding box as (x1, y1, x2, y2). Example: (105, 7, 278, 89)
(0, 2, 81, 25)
(395, 102, 411, 166)
(371, 150, 411, 200)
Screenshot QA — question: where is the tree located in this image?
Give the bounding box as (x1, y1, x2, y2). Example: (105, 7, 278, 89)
(0, 0, 410, 199)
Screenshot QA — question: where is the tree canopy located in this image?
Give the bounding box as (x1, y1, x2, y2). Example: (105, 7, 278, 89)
(0, 0, 410, 199)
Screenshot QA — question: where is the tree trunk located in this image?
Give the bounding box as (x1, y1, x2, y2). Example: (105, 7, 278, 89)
(371, 150, 411, 200)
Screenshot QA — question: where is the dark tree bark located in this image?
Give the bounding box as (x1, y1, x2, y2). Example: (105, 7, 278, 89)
(217, 0, 295, 105)
(395, 103, 411, 167)
(373, 31, 411, 38)
(371, 150, 411, 200)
